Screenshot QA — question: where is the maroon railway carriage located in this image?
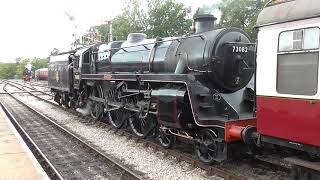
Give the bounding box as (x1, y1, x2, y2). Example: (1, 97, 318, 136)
(35, 68, 48, 81)
(254, 0, 320, 158)
(240, 0, 320, 178)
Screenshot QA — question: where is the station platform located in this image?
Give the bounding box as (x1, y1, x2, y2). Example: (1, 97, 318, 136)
(0, 107, 48, 179)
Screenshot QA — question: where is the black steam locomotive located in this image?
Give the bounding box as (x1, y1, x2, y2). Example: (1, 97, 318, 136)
(48, 14, 256, 164)
(23, 68, 32, 81)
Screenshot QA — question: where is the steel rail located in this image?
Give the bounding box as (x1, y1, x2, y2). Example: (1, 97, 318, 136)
(1, 83, 143, 180)
(8, 80, 52, 96)
(6, 81, 59, 107)
(1, 84, 63, 179)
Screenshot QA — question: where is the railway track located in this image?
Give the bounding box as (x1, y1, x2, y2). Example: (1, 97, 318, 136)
(29, 81, 49, 87)
(4, 80, 289, 179)
(8, 80, 52, 97)
(0, 82, 144, 179)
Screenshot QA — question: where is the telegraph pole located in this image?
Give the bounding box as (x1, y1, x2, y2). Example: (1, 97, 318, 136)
(105, 19, 113, 42)
(64, 11, 78, 49)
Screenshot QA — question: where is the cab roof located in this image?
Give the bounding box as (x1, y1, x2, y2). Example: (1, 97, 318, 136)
(256, 0, 320, 27)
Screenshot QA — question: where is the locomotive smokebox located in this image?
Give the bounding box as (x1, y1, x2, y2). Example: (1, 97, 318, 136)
(193, 14, 217, 34)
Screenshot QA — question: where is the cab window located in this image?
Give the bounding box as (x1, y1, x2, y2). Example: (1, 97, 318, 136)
(277, 27, 320, 96)
(83, 51, 90, 63)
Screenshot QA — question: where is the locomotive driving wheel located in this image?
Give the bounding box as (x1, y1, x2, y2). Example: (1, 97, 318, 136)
(129, 100, 156, 138)
(107, 84, 130, 129)
(129, 114, 156, 138)
(108, 108, 129, 128)
(90, 85, 104, 121)
(91, 102, 103, 120)
(194, 129, 219, 165)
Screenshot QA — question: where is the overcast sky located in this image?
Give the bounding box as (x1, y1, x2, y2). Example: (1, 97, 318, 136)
(0, 0, 218, 62)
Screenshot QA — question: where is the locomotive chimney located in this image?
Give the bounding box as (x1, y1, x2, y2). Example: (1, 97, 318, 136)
(193, 14, 217, 34)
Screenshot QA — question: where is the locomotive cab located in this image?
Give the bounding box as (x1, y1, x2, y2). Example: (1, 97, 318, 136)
(72, 47, 90, 89)
(72, 46, 100, 89)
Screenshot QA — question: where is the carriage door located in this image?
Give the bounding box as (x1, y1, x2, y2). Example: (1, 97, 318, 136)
(275, 27, 320, 146)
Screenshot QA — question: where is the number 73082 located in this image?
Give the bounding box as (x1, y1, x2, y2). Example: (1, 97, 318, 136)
(232, 46, 248, 53)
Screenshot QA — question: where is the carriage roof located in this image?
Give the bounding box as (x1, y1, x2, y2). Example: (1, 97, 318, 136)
(257, 0, 320, 27)
(35, 68, 48, 72)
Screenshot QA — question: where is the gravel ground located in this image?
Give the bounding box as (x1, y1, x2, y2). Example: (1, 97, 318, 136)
(13, 91, 221, 180)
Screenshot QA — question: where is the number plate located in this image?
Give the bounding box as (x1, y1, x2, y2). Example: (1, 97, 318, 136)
(232, 46, 248, 53)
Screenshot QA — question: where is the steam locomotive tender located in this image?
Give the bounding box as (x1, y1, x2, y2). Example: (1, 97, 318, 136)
(48, 14, 256, 164)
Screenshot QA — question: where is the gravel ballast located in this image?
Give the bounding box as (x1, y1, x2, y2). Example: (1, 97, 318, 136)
(14, 93, 220, 180)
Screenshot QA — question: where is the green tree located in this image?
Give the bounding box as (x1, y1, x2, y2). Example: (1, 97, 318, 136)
(218, 0, 268, 40)
(147, 0, 192, 38)
(95, 0, 192, 41)
(0, 63, 16, 79)
(15, 58, 30, 77)
(112, 13, 143, 41)
(0, 57, 49, 79)
(31, 57, 49, 72)
(111, 0, 148, 40)
(197, 4, 219, 15)
(94, 24, 110, 42)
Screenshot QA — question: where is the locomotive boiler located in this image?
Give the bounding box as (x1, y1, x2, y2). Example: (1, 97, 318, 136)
(49, 13, 256, 164)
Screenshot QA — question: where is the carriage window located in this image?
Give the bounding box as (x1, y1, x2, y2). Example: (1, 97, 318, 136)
(293, 30, 303, 50)
(304, 28, 320, 49)
(279, 28, 320, 51)
(277, 27, 320, 96)
(279, 31, 293, 51)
